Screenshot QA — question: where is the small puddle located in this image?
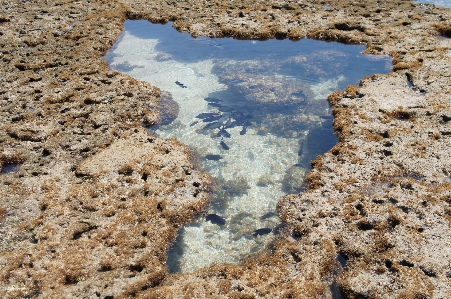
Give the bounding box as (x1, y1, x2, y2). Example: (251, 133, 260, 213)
(0, 163, 21, 174)
(104, 20, 391, 273)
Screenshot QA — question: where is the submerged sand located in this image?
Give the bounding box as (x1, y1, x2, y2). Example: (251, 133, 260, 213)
(1, 0, 451, 298)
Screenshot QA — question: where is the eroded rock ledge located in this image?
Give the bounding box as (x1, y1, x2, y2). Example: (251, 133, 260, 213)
(0, 1, 450, 298)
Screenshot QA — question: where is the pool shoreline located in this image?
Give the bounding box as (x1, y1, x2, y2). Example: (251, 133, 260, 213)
(1, 1, 450, 298)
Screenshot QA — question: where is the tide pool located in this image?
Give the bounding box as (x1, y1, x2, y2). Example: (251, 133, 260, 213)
(104, 20, 391, 273)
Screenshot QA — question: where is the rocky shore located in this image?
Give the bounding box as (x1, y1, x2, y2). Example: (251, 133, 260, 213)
(1, 0, 450, 298)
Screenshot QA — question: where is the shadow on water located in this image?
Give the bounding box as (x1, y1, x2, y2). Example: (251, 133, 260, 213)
(104, 20, 391, 275)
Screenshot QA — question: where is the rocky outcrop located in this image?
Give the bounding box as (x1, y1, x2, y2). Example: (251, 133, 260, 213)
(0, 0, 450, 298)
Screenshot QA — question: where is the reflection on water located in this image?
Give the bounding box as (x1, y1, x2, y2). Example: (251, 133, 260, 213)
(104, 20, 391, 273)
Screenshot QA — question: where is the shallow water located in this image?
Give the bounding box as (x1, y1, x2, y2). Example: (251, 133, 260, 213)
(414, 0, 451, 8)
(104, 20, 391, 273)
(0, 164, 20, 174)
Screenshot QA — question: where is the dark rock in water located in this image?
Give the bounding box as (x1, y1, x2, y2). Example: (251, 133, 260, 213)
(206, 214, 226, 225)
(217, 128, 231, 138)
(153, 91, 179, 127)
(220, 140, 229, 150)
(205, 97, 222, 103)
(253, 228, 272, 237)
(205, 154, 222, 161)
(260, 212, 277, 219)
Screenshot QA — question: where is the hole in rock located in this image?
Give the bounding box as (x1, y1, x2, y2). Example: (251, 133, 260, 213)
(400, 260, 414, 268)
(42, 148, 51, 157)
(385, 260, 393, 268)
(357, 221, 374, 231)
(104, 20, 391, 273)
(420, 266, 436, 277)
(141, 173, 148, 181)
(129, 264, 144, 273)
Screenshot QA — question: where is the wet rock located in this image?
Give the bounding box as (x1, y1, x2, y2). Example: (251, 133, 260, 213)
(282, 165, 308, 194)
(155, 90, 179, 126)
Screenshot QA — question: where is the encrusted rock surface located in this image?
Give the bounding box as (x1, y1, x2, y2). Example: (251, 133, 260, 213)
(0, 0, 450, 298)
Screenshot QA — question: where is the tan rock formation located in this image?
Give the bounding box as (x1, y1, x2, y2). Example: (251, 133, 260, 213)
(1, 0, 450, 298)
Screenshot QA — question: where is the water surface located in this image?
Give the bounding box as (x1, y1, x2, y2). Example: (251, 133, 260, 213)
(414, 0, 451, 8)
(104, 20, 391, 273)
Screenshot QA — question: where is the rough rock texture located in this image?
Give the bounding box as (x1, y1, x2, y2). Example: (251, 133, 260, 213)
(1, 0, 450, 298)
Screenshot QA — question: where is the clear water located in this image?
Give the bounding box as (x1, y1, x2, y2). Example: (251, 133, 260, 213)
(413, 0, 451, 8)
(104, 20, 391, 273)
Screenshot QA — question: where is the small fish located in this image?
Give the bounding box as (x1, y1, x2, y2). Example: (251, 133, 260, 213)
(297, 141, 304, 156)
(253, 228, 272, 237)
(175, 81, 187, 88)
(190, 121, 199, 126)
(240, 126, 247, 135)
(196, 112, 217, 119)
(206, 214, 226, 225)
(217, 129, 231, 138)
(205, 154, 222, 161)
(203, 115, 221, 122)
(220, 140, 229, 150)
(203, 121, 222, 130)
(260, 212, 276, 220)
(297, 148, 303, 156)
